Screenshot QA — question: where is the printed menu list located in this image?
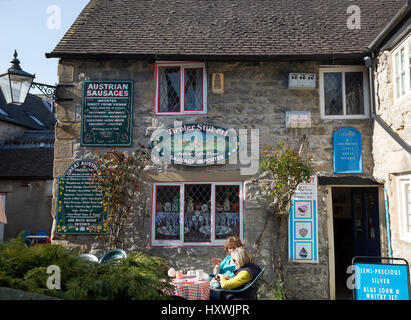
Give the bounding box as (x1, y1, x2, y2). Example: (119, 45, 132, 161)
(56, 160, 107, 234)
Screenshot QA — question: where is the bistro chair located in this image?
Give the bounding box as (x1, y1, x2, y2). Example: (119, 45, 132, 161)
(211, 266, 266, 300)
(79, 254, 99, 262)
(99, 249, 127, 264)
(35, 230, 50, 243)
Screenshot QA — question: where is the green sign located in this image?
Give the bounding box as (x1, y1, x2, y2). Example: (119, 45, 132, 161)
(150, 123, 240, 166)
(81, 81, 133, 146)
(56, 160, 107, 234)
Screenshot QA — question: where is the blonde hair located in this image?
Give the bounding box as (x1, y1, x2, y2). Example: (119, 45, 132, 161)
(231, 246, 254, 267)
(224, 236, 243, 254)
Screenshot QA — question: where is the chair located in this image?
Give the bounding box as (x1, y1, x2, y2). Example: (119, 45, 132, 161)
(99, 249, 127, 264)
(211, 266, 266, 300)
(35, 230, 49, 243)
(79, 254, 99, 262)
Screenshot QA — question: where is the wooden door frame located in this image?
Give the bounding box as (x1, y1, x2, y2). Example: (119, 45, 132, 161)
(326, 185, 385, 300)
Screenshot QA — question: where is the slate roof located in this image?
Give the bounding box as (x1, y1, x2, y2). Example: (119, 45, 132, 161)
(0, 147, 54, 179)
(48, 0, 406, 59)
(0, 128, 55, 178)
(0, 93, 55, 130)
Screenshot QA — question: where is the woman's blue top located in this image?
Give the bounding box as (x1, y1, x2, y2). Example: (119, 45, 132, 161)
(209, 255, 236, 279)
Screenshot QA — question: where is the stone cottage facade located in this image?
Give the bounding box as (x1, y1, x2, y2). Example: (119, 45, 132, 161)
(369, 3, 411, 273)
(46, 0, 407, 299)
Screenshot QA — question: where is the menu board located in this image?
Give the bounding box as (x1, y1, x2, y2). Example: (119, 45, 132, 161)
(81, 81, 133, 146)
(289, 175, 318, 263)
(333, 127, 362, 174)
(56, 160, 107, 234)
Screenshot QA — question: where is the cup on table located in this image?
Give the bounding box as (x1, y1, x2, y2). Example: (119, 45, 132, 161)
(187, 270, 196, 277)
(176, 270, 183, 279)
(196, 269, 204, 280)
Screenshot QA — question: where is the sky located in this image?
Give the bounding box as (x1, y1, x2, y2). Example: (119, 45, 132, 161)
(0, 0, 89, 94)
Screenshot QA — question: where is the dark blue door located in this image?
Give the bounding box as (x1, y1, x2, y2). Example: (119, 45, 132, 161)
(351, 188, 380, 257)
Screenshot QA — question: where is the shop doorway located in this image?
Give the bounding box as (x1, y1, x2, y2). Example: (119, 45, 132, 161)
(332, 187, 380, 299)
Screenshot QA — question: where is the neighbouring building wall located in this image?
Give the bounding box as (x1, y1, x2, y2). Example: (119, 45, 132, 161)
(0, 180, 53, 239)
(52, 58, 375, 299)
(372, 36, 411, 264)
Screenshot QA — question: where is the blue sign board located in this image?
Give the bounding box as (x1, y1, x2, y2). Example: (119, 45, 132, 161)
(354, 263, 410, 300)
(333, 127, 362, 174)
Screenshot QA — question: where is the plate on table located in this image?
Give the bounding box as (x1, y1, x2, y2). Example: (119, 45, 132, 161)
(216, 226, 231, 236)
(157, 226, 179, 236)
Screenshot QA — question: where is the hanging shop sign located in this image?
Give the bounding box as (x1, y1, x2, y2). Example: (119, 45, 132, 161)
(80, 80, 133, 146)
(150, 123, 240, 166)
(56, 160, 107, 234)
(289, 175, 318, 263)
(353, 257, 410, 300)
(333, 127, 362, 174)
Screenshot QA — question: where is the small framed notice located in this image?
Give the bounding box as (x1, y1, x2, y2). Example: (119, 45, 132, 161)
(81, 80, 133, 146)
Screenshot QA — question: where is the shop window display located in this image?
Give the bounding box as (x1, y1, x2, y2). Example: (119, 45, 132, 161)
(151, 183, 242, 246)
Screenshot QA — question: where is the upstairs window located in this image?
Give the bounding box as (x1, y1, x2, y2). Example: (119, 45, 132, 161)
(319, 66, 369, 119)
(393, 36, 411, 101)
(155, 62, 207, 115)
(397, 174, 411, 243)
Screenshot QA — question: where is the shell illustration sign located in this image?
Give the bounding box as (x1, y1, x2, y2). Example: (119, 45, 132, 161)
(289, 175, 318, 263)
(150, 123, 240, 166)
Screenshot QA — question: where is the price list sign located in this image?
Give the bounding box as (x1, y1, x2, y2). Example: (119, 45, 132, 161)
(56, 160, 108, 234)
(81, 81, 133, 146)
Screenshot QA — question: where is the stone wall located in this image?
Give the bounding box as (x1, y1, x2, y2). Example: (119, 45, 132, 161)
(0, 180, 53, 240)
(52, 59, 375, 299)
(372, 42, 411, 264)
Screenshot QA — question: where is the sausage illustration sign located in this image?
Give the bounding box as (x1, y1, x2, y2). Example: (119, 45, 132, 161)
(150, 123, 240, 166)
(81, 81, 133, 146)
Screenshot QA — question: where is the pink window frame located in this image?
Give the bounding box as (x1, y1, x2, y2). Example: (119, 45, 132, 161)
(155, 62, 208, 116)
(150, 182, 244, 247)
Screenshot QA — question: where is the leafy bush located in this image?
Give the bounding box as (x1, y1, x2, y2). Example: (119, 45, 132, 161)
(0, 236, 173, 300)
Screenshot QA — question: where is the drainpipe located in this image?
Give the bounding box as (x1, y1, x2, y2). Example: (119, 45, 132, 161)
(384, 188, 393, 259)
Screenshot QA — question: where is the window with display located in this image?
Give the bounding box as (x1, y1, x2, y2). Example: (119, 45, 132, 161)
(151, 182, 243, 246)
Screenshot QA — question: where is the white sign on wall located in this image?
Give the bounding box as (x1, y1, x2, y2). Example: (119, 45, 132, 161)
(288, 175, 318, 263)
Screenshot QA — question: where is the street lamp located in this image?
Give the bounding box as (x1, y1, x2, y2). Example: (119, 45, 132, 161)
(0, 50, 64, 106)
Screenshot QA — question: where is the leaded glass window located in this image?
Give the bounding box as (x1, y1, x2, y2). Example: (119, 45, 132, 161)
(155, 62, 207, 114)
(345, 72, 364, 115)
(320, 67, 369, 119)
(151, 182, 243, 246)
(184, 68, 203, 111)
(324, 72, 343, 116)
(159, 68, 180, 112)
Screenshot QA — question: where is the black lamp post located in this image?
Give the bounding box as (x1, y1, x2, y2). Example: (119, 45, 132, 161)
(0, 50, 60, 105)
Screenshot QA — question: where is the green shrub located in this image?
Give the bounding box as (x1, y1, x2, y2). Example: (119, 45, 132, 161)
(0, 236, 173, 300)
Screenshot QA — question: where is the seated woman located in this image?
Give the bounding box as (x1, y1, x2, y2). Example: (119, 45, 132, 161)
(209, 236, 242, 280)
(212, 246, 262, 300)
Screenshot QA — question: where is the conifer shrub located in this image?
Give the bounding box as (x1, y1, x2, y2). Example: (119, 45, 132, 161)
(0, 236, 173, 300)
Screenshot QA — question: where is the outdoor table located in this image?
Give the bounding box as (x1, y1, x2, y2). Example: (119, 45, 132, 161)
(166, 275, 210, 300)
(25, 235, 49, 245)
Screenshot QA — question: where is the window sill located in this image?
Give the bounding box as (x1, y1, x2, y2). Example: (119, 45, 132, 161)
(393, 91, 411, 106)
(320, 115, 370, 120)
